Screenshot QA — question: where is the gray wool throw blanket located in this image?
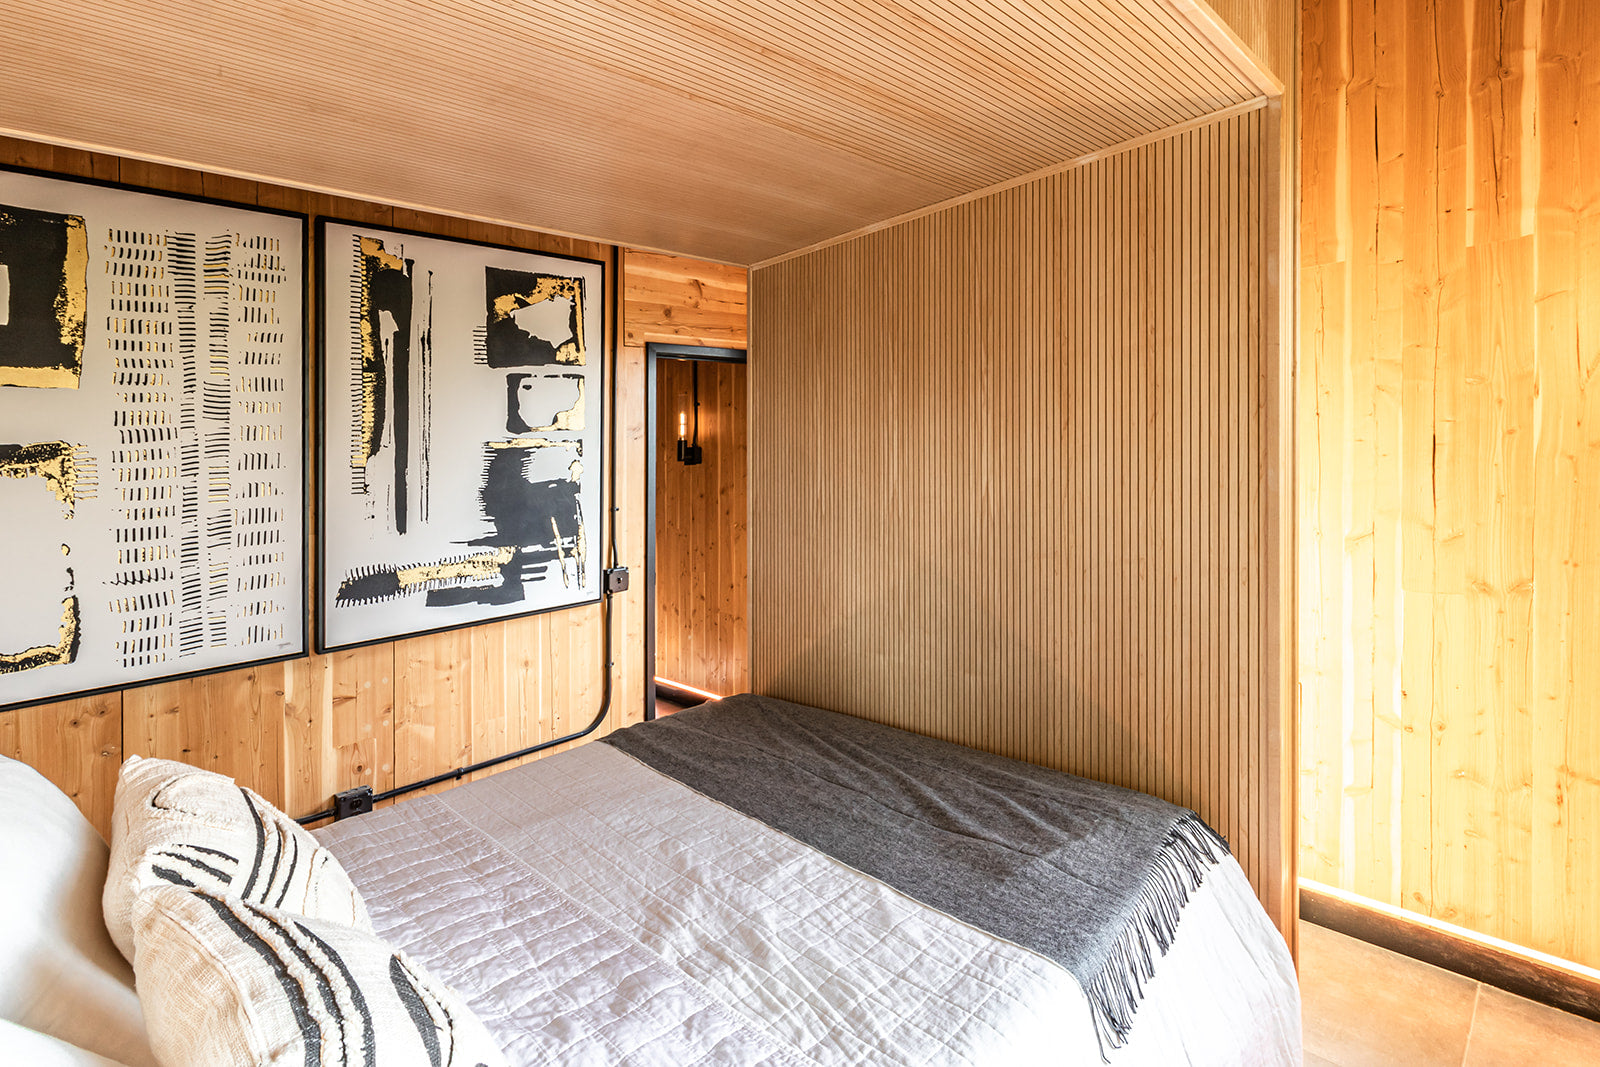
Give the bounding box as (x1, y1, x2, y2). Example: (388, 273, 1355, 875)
(603, 693, 1230, 1054)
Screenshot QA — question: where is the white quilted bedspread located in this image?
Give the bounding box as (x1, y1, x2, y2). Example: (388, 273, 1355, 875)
(316, 743, 1300, 1066)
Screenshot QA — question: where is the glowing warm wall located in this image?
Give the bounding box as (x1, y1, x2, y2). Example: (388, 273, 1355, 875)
(1299, 0, 1600, 967)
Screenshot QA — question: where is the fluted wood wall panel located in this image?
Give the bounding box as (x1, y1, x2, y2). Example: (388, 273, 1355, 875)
(751, 106, 1292, 936)
(1299, 0, 1600, 970)
(655, 358, 750, 696)
(0, 135, 711, 836)
(1207, 0, 1297, 85)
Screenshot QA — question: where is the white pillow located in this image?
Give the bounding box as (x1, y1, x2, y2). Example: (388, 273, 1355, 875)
(103, 756, 370, 964)
(133, 885, 506, 1067)
(0, 755, 156, 1067)
(0, 1019, 132, 1067)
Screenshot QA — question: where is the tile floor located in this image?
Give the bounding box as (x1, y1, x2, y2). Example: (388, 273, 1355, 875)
(1300, 921, 1600, 1065)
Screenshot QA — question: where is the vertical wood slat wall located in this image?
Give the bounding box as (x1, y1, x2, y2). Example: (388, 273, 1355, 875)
(654, 358, 750, 695)
(1299, 0, 1600, 969)
(1207, 0, 1298, 89)
(0, 138, 742, 836)
(750, 105, 1292, 935)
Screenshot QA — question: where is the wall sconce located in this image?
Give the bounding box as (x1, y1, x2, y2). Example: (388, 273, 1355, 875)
(676, 362, 703, 465)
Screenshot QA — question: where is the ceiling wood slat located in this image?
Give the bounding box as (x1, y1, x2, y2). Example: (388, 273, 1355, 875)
(3, 0, 1266, 263)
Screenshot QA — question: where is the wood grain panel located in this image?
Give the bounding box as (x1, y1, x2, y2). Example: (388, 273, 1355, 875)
(622, 250, 751, 703)
(393, 629, 474, 798)
(612, 281, 651, 736)
(0, 134, 639, 822)
(0, 695, 121, 839)
(281, 644, 395, 818)
(1, 0, 1263, 264)
(654, 358, 750, 695)
(625, 253, 750, 349)
(1299, 0, 1600, 970)
(750, 105, 1293, 938)
(124, 666, 291, 799)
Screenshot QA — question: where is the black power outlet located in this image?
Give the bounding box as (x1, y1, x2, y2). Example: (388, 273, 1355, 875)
(333, 786, 375, 821)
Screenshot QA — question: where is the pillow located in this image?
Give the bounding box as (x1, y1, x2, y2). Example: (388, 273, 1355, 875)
(104, 756, 370, 964)
(0, 1019, 133, 1067)
(133, 885, 506, 1067)
(0, 755, 157, 1067)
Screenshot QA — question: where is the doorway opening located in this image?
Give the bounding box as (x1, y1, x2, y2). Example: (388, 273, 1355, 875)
(644, 342, 748, 720)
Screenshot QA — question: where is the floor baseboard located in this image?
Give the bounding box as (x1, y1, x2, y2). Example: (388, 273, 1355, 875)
(1299, 883, 1600, 1025)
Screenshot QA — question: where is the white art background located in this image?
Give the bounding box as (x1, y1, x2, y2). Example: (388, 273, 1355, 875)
(318, 223, 603, 650)
(0, 169, 305, 707)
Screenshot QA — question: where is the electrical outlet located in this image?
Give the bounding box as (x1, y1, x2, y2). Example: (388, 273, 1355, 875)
(604, 566, 630, 593)
(333, 786, 375, 820)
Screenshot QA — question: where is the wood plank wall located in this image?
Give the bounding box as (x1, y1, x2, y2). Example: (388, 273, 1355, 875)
(0, 140, 754, 837)
(621, 251, 750, 701)
(750, 105, 1294, 938)
(654, 358, 750, 695)
(1299, 0, 1600, 969)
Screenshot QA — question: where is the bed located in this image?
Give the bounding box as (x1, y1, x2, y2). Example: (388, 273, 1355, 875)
(0, 692, 1300, 1065)
(314, 694, 1300, 1065)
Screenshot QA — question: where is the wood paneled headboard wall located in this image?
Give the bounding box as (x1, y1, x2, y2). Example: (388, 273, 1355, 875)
(0, 136, 743, 837)
(749, 105, 1296, 940)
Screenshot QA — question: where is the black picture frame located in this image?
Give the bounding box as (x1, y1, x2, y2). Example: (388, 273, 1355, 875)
(314, 218, 607, 653)
(0, 162, 310, 712)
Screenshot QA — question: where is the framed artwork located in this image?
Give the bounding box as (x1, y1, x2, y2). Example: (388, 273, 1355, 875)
(0, 165, 307, 710)
(316, 220, 604, 651)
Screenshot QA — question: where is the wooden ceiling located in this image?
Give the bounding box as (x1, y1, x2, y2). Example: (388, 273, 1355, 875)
(2, 0, 1271, 264)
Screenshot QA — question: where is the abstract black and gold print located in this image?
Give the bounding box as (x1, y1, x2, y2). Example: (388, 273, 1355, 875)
(0, 203, 88, 389)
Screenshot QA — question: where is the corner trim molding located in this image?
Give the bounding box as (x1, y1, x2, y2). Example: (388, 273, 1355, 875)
(1156, 0, 1284, 97)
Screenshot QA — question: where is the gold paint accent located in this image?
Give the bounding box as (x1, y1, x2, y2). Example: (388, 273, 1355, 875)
(0, 211, 86, 389)
(490, 275, 585, 364)
(485, 437, 580, 451)
(0, 365, 81, 388)
(550, 516, 588, 588)
(539, 378, 585, 431)
(0, 441, 81, 517)
(59, 216, 88, 352)
(360, 235, 406, 274)
(354, 236, 406, 470)
(0, 596, 79, 674)
(394, 547, 515, 589)
(568, 460, 583, 482)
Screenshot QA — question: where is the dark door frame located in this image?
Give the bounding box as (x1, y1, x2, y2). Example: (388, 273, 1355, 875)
(644, 342, 748, 721)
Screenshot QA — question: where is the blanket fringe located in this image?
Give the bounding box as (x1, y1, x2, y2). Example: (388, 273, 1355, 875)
(1083, 813, 1230, 1061)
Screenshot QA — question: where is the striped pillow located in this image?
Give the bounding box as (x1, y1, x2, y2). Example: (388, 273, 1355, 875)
(132, 885, 504, 1067)
(103, 757, 369, 964)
